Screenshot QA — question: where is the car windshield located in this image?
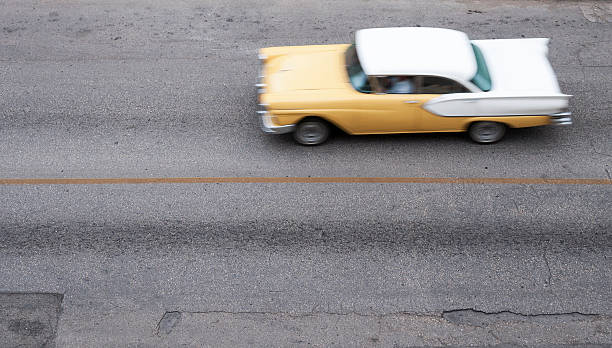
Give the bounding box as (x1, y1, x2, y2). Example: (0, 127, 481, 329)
(345, 44, 372, 93)
(470, 43, 492, 92)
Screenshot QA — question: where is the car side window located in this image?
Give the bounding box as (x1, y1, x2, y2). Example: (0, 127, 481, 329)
(417, 76, 469, 94)
(375, 76, 416, 94)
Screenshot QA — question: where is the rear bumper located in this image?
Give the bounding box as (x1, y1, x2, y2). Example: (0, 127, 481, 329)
(549, 111, 572, 126)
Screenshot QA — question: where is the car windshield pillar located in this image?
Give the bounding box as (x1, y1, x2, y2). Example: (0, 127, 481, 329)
(345, 45, 372, 93)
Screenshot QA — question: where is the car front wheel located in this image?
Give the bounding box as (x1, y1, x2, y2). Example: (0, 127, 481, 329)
(468, 121, 506, 144)
(293, 119, 330, 145)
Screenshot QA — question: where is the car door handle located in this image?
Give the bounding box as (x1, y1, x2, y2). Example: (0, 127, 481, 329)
(403, 100, 419, 104)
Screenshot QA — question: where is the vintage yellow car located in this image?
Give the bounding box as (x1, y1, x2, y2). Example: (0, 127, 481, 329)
(257, 27, 572, 145)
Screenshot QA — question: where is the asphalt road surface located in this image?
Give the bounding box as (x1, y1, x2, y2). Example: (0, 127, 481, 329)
(1, 0, 611, 347)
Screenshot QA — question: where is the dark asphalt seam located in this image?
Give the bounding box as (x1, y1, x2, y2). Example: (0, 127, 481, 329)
(2, 177, 612, 185)
(543, 253, 553, 286)
(0, 291, 64, 298)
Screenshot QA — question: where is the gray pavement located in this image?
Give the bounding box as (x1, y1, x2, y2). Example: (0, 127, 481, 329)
(0, 0, 611, 347)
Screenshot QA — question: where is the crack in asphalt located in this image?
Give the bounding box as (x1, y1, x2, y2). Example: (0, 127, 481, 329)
(440, 309, 608, 337)
(159, 308, 607, 318)
(159, 309, 440, 320)
(156, 307, 608, 335)
(441, 308, 603, 319)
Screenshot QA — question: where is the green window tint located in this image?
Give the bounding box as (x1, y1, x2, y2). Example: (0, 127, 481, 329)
(470, 43, 492, 92)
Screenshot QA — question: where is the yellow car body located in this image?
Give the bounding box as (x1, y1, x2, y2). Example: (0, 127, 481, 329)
(259, 44, 550, 135)
(257, 28, 571, 145)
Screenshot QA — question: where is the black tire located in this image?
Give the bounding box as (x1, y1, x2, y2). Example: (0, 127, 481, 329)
(293, 119, 330, 145)
(468, 121, 506, 144)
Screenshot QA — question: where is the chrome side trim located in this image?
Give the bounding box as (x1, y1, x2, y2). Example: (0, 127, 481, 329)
(433, 112, 571, 117)
(427, 111, 574, 121)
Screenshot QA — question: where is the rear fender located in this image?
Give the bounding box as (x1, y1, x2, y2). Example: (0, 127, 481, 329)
(424, 92, 571, 117)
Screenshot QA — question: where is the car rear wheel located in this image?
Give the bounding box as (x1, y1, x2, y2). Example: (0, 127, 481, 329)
(468, 121, 506, 144)
(293, 119, 330, 145)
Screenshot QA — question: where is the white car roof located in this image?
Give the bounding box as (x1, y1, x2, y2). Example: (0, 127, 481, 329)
(355, 27, 477, 81)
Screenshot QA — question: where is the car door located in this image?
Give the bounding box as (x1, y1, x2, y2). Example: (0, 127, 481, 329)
(415, 75, 474, 132)
(350, 76, 429, 134)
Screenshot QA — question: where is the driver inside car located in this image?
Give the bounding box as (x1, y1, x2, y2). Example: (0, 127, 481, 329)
(387, 76, 415, 94)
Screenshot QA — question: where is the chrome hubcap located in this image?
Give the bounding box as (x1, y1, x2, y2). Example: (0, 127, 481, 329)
(477, 125, 497, 141)
(298, 123, 325, 144)
(472, 122, 504, 143)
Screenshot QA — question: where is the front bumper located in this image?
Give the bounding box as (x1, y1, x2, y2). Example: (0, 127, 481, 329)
(258, 109, 296, 134)
(257, 54, 295, 134)
(549, 111, 573, 126)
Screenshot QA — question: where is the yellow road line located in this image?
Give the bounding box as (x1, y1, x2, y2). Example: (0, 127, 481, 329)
(0, 177, 610, 185)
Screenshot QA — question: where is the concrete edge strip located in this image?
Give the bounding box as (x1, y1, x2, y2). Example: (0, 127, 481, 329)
(0, 177, 611, 185)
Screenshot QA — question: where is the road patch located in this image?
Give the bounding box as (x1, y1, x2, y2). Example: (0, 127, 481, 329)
(0, 292, 63, 348)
